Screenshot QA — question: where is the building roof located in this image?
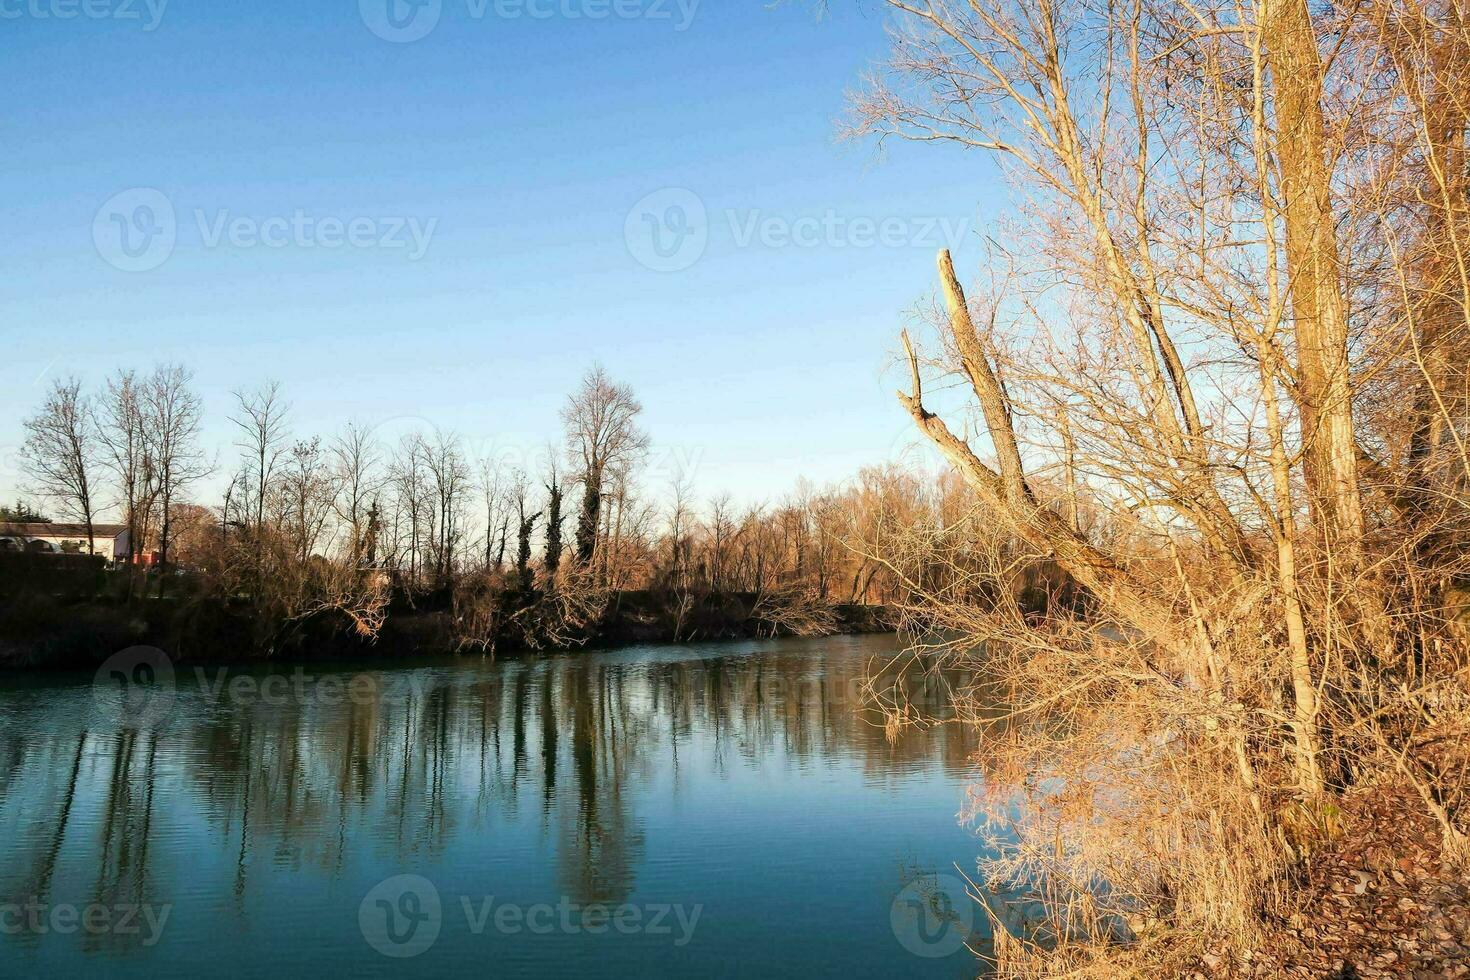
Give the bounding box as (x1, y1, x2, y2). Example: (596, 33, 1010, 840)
(0, 522, 129, 539)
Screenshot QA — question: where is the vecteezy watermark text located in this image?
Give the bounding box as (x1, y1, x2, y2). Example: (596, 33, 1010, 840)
(359, 0, 699, 43)
(195, 210, 436, 258)
(359, 874, 702, 958)
(624, 187, 973, 272)
(93, 188, 437, 272)
(92, 644, 977, 731)
(0, 900, 171, 947)
(91, 648, 452, 728)
(0, 0, 167, 30)
(190, 667, 435, 709)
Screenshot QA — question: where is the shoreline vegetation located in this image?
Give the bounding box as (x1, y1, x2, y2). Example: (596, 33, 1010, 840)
(0, 572, 899, 668)
(2, 364, 961, 668)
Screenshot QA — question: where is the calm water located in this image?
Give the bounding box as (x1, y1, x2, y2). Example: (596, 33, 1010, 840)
(0, 634, 1000, 978)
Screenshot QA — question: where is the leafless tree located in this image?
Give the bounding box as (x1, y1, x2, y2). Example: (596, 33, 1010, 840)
(20, 377, 99, 553)
(230, 382, 290, 533)
(509, 467, 540, 593)
(98, 369, 157, 567)
(477, 455, 505, 572)
(331, 421, 383, 564)
(664, 473, 694, 591)
(425, 429, 469, 584)
(706, 492, 736, 592)
(143, 364, 207, 586)
(561, 366, 648, 570)
(277, 437, 336, 562)
(389, 433, 432, 585)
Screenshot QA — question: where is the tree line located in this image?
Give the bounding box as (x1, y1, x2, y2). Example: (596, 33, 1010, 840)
(12, 364, 989, 636)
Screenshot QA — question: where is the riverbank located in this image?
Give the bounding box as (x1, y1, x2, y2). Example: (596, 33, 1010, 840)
(1007, 773, 1470, 980)
(1194, 780, 1470, 980)
(0, 587, 898, 668)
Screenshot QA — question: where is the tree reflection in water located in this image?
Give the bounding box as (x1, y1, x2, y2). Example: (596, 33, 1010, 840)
(0, 635, 993, 967)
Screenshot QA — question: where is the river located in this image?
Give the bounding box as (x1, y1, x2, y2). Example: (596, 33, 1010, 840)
(0, 634, 1001, 978)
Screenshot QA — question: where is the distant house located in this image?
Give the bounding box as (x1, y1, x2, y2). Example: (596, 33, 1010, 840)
(0, 522, 131, 561)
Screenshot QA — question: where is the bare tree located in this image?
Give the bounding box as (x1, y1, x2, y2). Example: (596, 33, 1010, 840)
(509, 467, 540, 593)
(277, 437, 336, 562)
(664, 473, 694, 591)
(20, 378, 99, 553)
(706, 493, 736, 593)
(98, 369, 157, 567)
(425, 429, 469, 584)
(561, 366, 648, 570)
(143, 364, 207, 587)
(476, 454, 512, 573)
(331, 421, 383, 563)
(230, 382, 290, 533)
(389, 433, 432, 585)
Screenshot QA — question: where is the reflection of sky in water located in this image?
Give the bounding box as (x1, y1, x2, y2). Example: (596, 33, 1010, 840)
(0, 635, 1011, 979)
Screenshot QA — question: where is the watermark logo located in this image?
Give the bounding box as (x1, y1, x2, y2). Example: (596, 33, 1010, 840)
(0, 0, 169, 31)
(359, 874, 443, 958)
(890, 873, 974, 958)
(624, 187, 707, 273)
(93, 188, 438, 271)
(625, 187, 972, 272)
(0, 444, 24, 483)
(359, 0, 441, 43)
(93, 188, 176, 273)
(92, 645, 176, 728)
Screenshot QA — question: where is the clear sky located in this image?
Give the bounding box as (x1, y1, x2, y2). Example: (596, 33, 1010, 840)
(1, 0, 1001, 512)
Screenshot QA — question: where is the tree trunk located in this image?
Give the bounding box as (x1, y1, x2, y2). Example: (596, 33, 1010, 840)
(575, 472, 600, 566)
(901, 253, 1187, 658)
(1266, 0, 1367, 559)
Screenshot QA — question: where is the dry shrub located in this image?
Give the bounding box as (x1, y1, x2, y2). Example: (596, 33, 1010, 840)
(452, 566, 612, 653)
(876, 529, 1278, 969)
(865, 505, 1470, 975)
(751, 585, 841, 637)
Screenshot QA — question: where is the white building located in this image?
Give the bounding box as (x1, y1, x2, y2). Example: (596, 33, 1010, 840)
(0, 522, 131, 561)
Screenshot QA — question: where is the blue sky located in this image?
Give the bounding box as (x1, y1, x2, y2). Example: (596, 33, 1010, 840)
(1, 0, 1000, 511)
